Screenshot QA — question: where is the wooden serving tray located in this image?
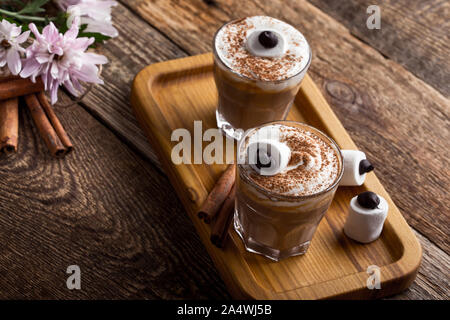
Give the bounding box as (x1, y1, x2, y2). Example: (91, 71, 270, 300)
(130, 53, 421, 299)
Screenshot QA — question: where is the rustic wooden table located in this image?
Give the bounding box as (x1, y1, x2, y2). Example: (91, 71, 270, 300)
(0, 0, 448, 299)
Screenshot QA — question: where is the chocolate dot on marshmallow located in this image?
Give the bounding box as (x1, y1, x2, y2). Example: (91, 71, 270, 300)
(258, 31, 279, 48)
(357, 191, 380, 209)
(344, 192, 388, 243)
(246, 30, 287, 58)
(247, 139, 291, 176)
(340, 150, 374, 186)
(359, 159, 374, 175)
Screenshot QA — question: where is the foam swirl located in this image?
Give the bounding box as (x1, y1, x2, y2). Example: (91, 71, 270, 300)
(240, 124, 340, 196)
(214, 16, 311, 82)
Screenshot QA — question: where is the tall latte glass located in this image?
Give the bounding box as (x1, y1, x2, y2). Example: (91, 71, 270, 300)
(235, 121, 343, 261)
(213, 16, 311, 140)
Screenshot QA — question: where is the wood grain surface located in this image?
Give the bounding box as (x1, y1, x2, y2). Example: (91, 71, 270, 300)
(0, 94, 229, 299)
(78, 3, 186, 164)
(0, 0, 448, 299)
(309, 0, 450, 97)
(123, 0, 450, 254)
(131, 54, 422, 299)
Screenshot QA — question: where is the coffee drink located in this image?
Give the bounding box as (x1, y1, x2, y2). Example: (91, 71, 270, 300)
(213, 16, 311, 139)
(235, 121, 343, 261)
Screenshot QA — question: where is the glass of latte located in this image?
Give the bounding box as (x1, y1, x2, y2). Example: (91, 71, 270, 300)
(213, 16, 311, 139)
(235, 121, 343, 261)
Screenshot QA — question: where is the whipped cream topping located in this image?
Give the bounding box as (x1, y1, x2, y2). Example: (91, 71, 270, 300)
(240, 124, 340, 196)
(247, 139, 291, 176)
(214, 16, 310, 81)
(245, 30, 287, 58)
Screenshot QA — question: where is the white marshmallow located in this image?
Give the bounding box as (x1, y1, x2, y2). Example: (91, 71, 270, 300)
(340, 150, 367, 186)
(344, 195, 388, 243)
(245, 30, 287, 58)
(215, 16, 311, 81)
(247, 139, 291, 176)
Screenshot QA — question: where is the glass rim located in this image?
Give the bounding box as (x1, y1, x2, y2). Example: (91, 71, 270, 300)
(237, 120, 344, 201)
(212, 17, 312, 84)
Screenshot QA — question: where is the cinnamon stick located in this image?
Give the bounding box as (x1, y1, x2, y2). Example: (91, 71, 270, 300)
(210, 184, 236, 248)
(37, 91, 73, 153)
(0, 75, 20, 83)
(0, 98, 19, 154)
(0, 78, 44, 100)
(24, 94, 66, 157)
(198, 164, 236, 224)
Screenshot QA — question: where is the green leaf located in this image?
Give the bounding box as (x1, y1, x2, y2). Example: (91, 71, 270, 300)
(17, 0, 49, 15)
(80, 31, 111, 47)
(53, 12, 69, 33)
(0, 1, 25, 11)
(78, 24, 111, 46)
(0, 15, 21, 26)
(13, 1, 27, 7)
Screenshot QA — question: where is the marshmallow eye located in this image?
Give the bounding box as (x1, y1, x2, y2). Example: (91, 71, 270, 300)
(359, 159, 374, 175)
(247, 140, 291, 176)
(258, 31, 279, 49)
(255, 145, 276, 170)
(357, 191, 380, 209)
(248, 144, 276, 174)
(246, 30, 286, 58)
(340, 150, 374, 186)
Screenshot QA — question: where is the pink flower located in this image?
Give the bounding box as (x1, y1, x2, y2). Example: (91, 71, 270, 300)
(0, 20, 30, 75)
(21, 20, 108, 104)
(58, 0, 118, 38)
(56, 0, 80, 8)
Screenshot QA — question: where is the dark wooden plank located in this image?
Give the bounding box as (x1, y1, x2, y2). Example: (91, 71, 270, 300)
(119, 0, 449, 299)
(0, 0, 445, 299)
(0, 95, 229, 299)
(121, 0, 450, 254)
(388, 231, 450, 300)
(78, 2, 187, 164)
(308, 0, 450, 97)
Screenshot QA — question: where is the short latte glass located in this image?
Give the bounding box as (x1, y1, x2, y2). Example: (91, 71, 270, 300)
(234, 121, 343, 261)
(213, 16, 312, 140)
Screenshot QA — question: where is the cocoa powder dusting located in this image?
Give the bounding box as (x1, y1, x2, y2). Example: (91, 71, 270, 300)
(220, 18, 303, 81)
(247, 126, 340, 196)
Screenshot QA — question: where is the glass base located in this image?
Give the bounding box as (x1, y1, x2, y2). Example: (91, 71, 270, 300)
(234, 211, 310, 261)
(216, 110, 243, 140)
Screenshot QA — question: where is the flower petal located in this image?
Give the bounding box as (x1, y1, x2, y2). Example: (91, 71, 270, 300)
(28, 23, 42, 41)
(20, 60, 40, 78)
(7, 49, 21, 75)
(16, 30, 30, 44)
(84, 52, 108, 65)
